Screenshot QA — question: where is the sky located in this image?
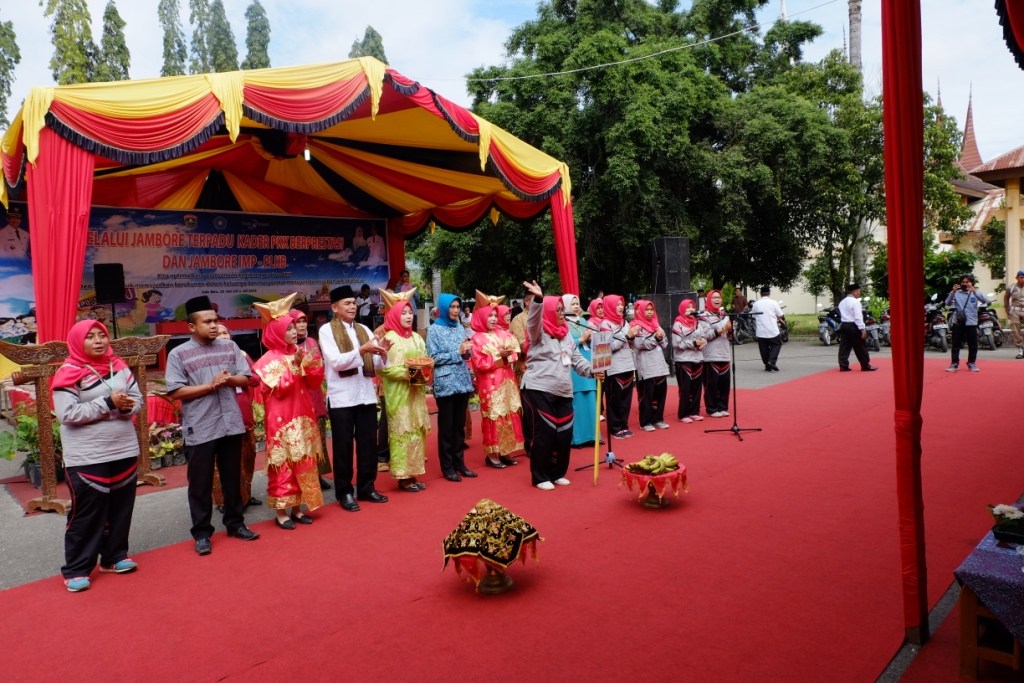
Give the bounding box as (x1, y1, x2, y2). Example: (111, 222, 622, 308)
(2, 0, 1023, 163)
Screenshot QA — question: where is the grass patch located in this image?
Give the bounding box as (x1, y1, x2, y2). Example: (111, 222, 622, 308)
(785, 314, 821, 337)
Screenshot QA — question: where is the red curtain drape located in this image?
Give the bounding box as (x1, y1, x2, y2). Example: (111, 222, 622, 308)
(551, 189, 579, 296)
(26, 128, 96, 343)
(881, 0, 928, 644)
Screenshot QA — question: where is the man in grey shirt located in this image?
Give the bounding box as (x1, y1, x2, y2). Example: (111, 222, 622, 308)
(166, 296, 260, 555)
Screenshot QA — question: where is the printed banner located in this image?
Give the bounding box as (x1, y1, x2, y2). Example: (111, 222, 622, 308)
(0, 202, 390, 341)
(591, 331, 613, 371)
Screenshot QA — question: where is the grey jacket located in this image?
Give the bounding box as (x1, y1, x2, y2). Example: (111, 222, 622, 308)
(672, 320, 708, 364)
(945, 289, 988, 326)
(53, 367, 143, 467)
(600, 320, 636, 375)
(699, 311, 731, 362)
(521, 302, 593, 398)
(632, 331, 669, 380)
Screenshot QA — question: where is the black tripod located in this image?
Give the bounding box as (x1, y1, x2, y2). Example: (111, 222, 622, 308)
(575, 379, 624, 471)
(705, 312, 762, 442)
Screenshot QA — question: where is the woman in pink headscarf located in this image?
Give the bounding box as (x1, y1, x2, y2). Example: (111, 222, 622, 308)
(699, 289, 733, 418)
(470, 302, 525, 468)
(253, 304, 325, 529)
(598, 294, 636, 439)
(671, 298, 708, 422)
(52, 320, 143, 592)
(631, 299, 670, 431)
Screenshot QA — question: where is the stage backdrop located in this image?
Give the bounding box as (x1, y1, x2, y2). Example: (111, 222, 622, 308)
(0, 202, 388, 339)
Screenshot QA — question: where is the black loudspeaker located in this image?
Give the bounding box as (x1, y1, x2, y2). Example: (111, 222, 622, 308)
(94, 263, 126, 304)
(650, 237, 691, 294)
(642, 292, 699, 363)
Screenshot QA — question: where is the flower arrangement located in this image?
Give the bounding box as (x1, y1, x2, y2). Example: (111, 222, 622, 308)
(148, 422, 183, 460)
(988, 504, 1024, 528)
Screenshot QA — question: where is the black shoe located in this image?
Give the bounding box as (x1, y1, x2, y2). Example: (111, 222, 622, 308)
(499, 456, 519, 466)
(275, 517, 296, 530)
(357, 491, 389, 503)
(444, 472, 462, 482)
(291, 513, 313, 525)
(862, 365, 878, 372)
(319, 477, 332, 491)
(399, 479, 420, 492)
(457, 468, 478, 478)
(770, 365, 780, 372)
(339, 493, 360, 511)
(839, 367, 851, 372)
(246, 498, 262, 507)
(764, 366, 772, 372)
(195, 537, 212, 556)
(227, 525, 260, 541)
(485, 457, 507, 469)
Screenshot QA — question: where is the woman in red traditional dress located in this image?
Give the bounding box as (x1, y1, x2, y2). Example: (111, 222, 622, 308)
(470, 295, 525, 468)
(253, 295, 325, 529)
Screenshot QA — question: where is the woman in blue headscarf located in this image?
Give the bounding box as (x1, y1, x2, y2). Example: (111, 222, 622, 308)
(426, 293, 477, 482)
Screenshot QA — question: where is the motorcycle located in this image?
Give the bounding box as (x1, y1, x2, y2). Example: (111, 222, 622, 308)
(977, 296, 1003, 350)
(817, 304, 840, 346)
(862, 297, 881, 352)
(924, 295, 948, 352)
(732, 306, 757, 345)
(778, 301, 789, 343)
(879, 306, 891, 346)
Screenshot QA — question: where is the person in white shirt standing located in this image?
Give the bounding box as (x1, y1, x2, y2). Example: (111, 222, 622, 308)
(751, 286, 785, 372)
(837, 283, 877, 372)
(319, 285, 392, 511)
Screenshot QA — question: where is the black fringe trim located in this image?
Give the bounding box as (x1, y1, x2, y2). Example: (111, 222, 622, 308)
(996, 0, 1024, 70)
(45, 112, 225, 165)
(3, 150, 26, 194)
(384, 73, 421, 97)
(402, 199, 550, 240)
(431, 92, 479, 145)
(242, 85, 371, 134)
(487, 156, 562, 203)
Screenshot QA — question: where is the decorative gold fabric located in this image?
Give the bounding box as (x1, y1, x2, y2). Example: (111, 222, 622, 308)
(265, 415, 323, 468)
(254, 292, 298, 323)
(482, 378, 521, 420)
(443, 499, 541, 584)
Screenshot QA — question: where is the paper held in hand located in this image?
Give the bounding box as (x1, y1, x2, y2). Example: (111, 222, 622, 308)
(591, 331, 613, 372)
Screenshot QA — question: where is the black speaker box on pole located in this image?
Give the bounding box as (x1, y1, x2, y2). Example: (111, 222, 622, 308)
(650, 237, 691, 294)
(94, 263, 127, 304)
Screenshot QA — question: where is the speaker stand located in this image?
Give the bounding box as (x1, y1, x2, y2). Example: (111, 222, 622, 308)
(109, 303, 120, 339)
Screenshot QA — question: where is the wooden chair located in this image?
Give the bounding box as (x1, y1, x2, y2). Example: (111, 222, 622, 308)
(959, 585, 1022, 679)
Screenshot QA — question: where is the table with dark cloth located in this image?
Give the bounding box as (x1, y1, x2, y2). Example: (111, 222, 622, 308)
(954, 530, 1024, 642)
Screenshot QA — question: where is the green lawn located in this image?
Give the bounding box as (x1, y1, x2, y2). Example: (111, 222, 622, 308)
(785, 313, 821, 337)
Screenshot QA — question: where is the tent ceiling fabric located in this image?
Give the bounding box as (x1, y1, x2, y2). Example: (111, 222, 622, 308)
(996, 0, 1024, 70)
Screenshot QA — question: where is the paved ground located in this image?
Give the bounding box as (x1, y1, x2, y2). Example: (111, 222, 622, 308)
(1, 337, 1019, 592)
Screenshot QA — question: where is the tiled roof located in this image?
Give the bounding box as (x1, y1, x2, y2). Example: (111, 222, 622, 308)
(959, 98, 984, 172)
(970, 144, 1024, 185)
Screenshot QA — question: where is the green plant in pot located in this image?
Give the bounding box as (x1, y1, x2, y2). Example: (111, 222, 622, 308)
(0, 403, 63, 487)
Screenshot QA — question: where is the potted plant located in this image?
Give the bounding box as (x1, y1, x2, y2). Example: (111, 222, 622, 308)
(149, 422, 183, 468)
(0, 403, 63, 488)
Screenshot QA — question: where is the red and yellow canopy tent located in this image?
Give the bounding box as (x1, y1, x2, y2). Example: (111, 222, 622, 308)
(0, 57, 578, 344)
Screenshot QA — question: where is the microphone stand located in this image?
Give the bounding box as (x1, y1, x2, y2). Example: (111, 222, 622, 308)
(704, 311, 762, 442)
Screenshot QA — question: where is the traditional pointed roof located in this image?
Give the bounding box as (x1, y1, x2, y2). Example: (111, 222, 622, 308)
(959, 91, 984, 172)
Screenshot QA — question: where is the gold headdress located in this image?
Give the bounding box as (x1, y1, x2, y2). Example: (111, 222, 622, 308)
(475, 290, 505, 307)
(378, 287, 416, 311)
(253, 292, 299, 323)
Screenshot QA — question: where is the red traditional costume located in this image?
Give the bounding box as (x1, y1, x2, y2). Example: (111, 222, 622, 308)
(470, 296, 525, 458)
(290, 309, 331, 477)
(253, 295, 325, 511)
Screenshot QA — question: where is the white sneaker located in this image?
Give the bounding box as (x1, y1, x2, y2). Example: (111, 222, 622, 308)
(690, 415, 703, 422)
(535, 481, 555, 491)
(641, 425, 656, 432)
(554, 477, 571, 486)
(655, 422, 670, 429)
(710, 411, 725, 418)
(720, 411, 730, 417)
(679, 417, 693, 424)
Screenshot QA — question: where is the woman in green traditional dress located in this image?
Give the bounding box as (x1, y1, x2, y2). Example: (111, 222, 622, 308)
(376, 288, 430, 492)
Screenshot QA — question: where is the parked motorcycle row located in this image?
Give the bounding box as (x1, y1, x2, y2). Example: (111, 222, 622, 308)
(733, 301, 790, 345)
(818, 293, 1005, 352)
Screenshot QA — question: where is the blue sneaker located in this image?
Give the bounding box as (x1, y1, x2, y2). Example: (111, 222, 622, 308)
(99, 559, 137, 574)
(65, 577, 90, 592)
(968, 363, 980, 373)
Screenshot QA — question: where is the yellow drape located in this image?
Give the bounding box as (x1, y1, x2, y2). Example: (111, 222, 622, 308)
(155, 169, 209, 209)
(205, 72, 246, 142)
(222, 171, 285, 214)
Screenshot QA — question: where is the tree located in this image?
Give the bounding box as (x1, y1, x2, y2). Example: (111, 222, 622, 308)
(41, 0, 97, 85)
(456, 0, 823, 296)
(207, 0, 238, 73)
(188, 0, 212, 74)
(348, 26, 388, 64)
(158, 0, 188, 77)
(240, 0, 270, 70)
(0, 10, 21, 129)
(94, 1, 130, 82)
(976, 217, 1006, 283)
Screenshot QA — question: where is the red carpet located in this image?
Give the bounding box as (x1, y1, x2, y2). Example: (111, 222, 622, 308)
(4, 358, 1022, 682)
